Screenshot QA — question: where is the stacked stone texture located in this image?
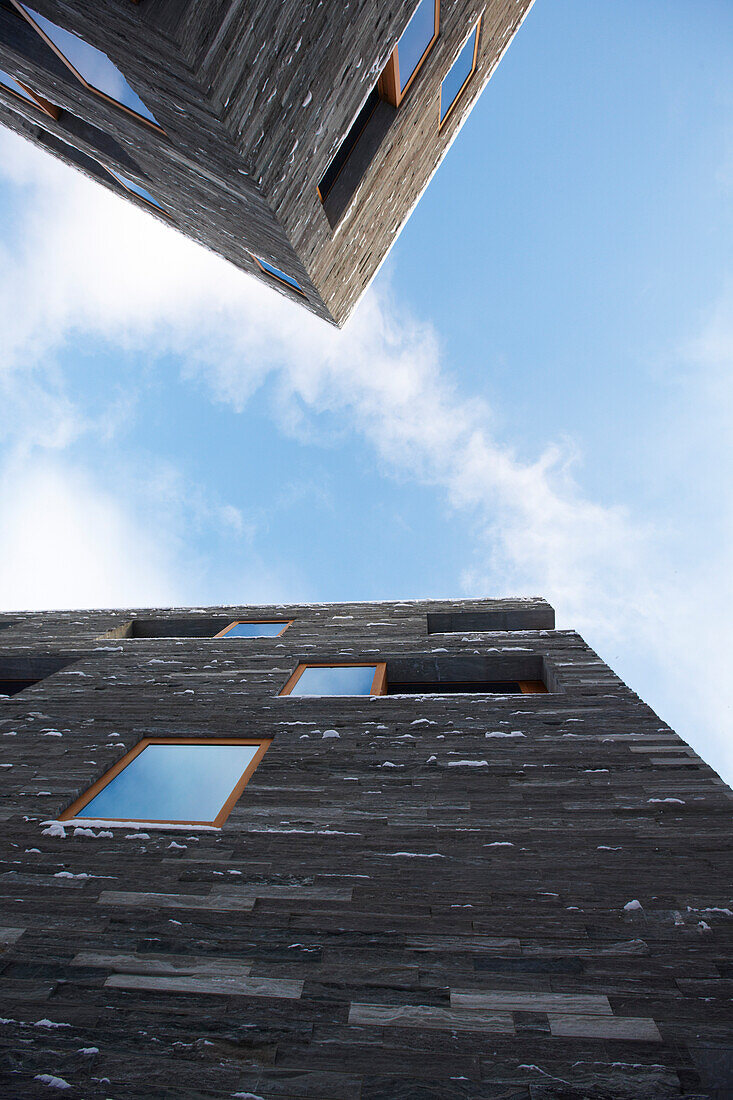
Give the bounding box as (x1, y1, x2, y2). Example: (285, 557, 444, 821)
(0, 0, 534, 324)
(0, 598, 731, 1098)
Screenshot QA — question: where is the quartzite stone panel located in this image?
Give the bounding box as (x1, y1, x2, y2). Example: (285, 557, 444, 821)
(0, 597, 731, 1097)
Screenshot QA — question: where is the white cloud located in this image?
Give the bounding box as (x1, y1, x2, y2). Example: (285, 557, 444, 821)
(0, 129, 731, 781)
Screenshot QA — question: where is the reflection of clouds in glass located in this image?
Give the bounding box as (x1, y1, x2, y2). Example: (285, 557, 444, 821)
(79, 743, 259, 821)
(440, 28, 477, 122)
(397, 0, 436, 92)
(20, 5, 159, 124)
(223, 622, 285, 637)
(255, 257, 303, 293)
(291, 665, 376, 696)
(0, 67, 34, 104)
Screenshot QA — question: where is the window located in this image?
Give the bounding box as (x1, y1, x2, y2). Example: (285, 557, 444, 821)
(318, 86, 380, 204)
(379, 0, 440, 107)
(215, 621, 291, 639)
(0, 656, 78, 699)
(439, 18, 480, 127)
(280, 663, 387, 697)
(427, 606, 555, 633)
(0, 65, 58, 118)
(60, 738, 271, 826)
(105, 166, 162, 211)
(14, 3, 162, 130)
(386, 680, 546, 695)
(384, 654, 550, 695)
(251, 255, 305, 296)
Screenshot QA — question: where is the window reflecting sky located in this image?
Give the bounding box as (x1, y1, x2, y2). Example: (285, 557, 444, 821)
(107, 167, 161, 209)
(222, 621, 286, 637)
(397, 0, 436, 93)
(78, 742, 259, 821)
(290, 665, 376, 696)
(256, 257, 302, 292)
(0, 67, 35, 105)
(20, 5, 159, 125)
(440, 27, 478, 122)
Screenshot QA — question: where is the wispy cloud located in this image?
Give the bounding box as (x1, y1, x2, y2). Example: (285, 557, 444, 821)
(0, 129, 730, 780)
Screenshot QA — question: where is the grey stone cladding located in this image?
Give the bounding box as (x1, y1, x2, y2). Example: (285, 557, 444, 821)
(0, 597, 732, 1097)
(0, 0, 535, 325)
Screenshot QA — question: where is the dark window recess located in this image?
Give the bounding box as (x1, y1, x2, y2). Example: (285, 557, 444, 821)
(0, 656, 77, 698)
(388, 680, 527, 695)
(318, 87, 379, 203)
(98, 617, 282, 640)
(427, 607, 555, 634)
(319, 91, 396, 229)
(385, 654, 552, 694)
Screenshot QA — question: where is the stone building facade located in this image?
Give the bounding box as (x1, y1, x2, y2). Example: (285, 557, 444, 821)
(0, 597, 731, 1097)
(0, 0, 535, 325)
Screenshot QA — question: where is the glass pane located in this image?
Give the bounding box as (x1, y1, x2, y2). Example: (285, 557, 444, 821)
(0, 67, 35, 105)
(107, 167, 161, 209)
(77, 742, 259, 822)
(222, 622, 285, 638)
(397, 0, 436, 93)
(440, 26, 478, 122)
(256, 256, 303, 292)
(290, 665, 377, 696)
(20, 5, 160, 125)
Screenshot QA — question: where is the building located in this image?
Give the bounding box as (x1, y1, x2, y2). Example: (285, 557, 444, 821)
(1, 597, 732, 1098)
(0, 0, 535, 326)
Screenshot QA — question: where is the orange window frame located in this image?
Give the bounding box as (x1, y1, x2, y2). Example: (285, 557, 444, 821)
(0, 72, 59, 119)
(251, 253, 306, 297)
(438, 16, 481, 130)
(279, 662, 388, 697)
(214, 620, 292, 639)
(59, 737, 271, 827)
(378, 0, 440, 108)
(517, 680, 547, 694)
(13, 1, 165, 134)
(102, 165, 168, 216)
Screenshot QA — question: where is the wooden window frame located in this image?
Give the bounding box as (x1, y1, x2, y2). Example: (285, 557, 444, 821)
(12, 1, 165, 134)
(214, 620, 292, 639)
(102, 164, 167, 215)
(279, 662, 388, 697)
(251, 253, 306, 297)
(517, 680, 547, 694)
(378, 0, 440, 108)
(438, 16, 481, 130)
(0, 69, 59, 118)
(59, 737, 271, 827)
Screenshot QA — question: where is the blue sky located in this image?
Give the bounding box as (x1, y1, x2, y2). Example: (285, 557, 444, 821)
(0, 0, 731, 779)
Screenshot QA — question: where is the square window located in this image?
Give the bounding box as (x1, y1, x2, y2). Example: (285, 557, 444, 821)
(60, 739, 270, 827)
(439, 20, 480, 127)
(251, 254, 305, 295)
(15, 2, 162, 129)
(215, 621, 291, 639)
(280, 663, 387, 697)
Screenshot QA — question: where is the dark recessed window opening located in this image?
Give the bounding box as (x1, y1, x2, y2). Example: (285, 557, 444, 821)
(318, 86, 380, 204)
(280, 663, 387, 697)
(439, 18, 480, 128)
(60, 738, 271, 826)
(385, 654, 552, 695)
(251, 254, 305, 296)
(0, 656, 78, 699)
(14, 2, 163, 130)
(386, 680, 546, 695)
(215, 621, 291, 639)
(427, 606, 555, 633)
